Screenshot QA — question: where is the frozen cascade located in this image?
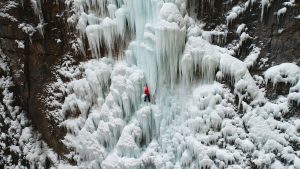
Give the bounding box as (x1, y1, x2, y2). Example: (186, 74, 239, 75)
(261, 0, 270, 21)
(31, 0, 45, 36)
(156, 3, 186, 87)
(126, 25, 158, 95)
(61, 60, 145, 164)
(124, 0, 161, 39)
(48, 0, 300, 168)
(85, 17, 118, 58)
(136, 105, 160, 145)
(201, 29, 228, 46)
(126, 2, 186, 93)
(74, 0, 187, 92)
(74, 0, 163, 60)
(115, 122, 142, 158)
(180, 36, 264, 107)
(110, 62, 145, 120)
(180, 37, 221, 84)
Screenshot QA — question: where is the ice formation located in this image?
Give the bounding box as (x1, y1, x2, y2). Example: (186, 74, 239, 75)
(261, 0, 270, 21)
(226, 5, 247, 25)
(155, 3, 186, 87)
(264, 63, 300, 86)
(15, 40, 25, 49)
(126, 1, 187, 92)
(236, 23, 246, 35)
(264, 63, 300, 104)
(276, 7, 287, 21)
(244, 47, 261, 68)
(12, 0, 300, 168)
(180, 36, 222, 84)
(31, 0, 45, 36)
(201, 26, 228, 46)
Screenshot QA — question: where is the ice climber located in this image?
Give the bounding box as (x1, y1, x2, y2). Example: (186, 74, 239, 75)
(144, 84, 150, 102)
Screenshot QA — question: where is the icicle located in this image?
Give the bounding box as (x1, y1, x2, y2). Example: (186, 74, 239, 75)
(102, 17, 117, 56)
(200, 158, 214, 169)
(86, 24, 103, 58)
(74, 0, 87, 11)
(261, 0, 270, 21)
(155, 3, 186, 87)
(180, 54, 194, 84)
(126, 24, 158, 95)
(31, 0, 45, 37)
(107, 4, 117, 18)
(125, 0, 161, 39)
(110, 0, 124, 8)
(210, 111, 222, 130)
(264, 63, 300, 86)
(239, 32, 251, 46)
(116, 123, 141, 158)
(115, 7, 128, 39)
(110, 63, 144, 119)
(136, 105, 160, 145)
(86, 0, 108, 16)
(276, 7, 287, 22)
(180, 37, 220, 84)
(216, 149, 235, 166)
(244, 47, 261, 68)
(219, 54, 247, 83)
(226, 5, 247, 25)
(236, 24, 246, 35)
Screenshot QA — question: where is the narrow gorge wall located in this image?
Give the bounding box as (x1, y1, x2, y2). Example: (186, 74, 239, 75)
(0, 0, 77, 157)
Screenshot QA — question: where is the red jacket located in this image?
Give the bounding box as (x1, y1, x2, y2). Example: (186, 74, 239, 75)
(144, 86, 149, 95)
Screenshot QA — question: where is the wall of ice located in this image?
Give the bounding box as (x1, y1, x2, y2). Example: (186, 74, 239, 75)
(58, 59, 146, 165)
(69, 0, 188, 93)
(68, 0, 267, 97)
(42, 0, 300, 168)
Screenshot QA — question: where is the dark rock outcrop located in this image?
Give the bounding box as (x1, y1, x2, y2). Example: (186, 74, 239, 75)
(0, 0, 78, 158)
(188, 0, 300, 68)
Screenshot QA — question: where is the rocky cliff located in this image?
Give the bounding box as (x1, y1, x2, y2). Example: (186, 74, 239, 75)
(0, 0, 76, 166)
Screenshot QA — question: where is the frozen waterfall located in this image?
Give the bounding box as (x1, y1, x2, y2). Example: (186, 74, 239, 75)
(40, 0, 300, 168)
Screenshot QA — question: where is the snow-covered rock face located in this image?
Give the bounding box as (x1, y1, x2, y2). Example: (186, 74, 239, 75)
(264, 63, 300, 86)
(0, 49, 65, 168)
(264, 63, 300, 105)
